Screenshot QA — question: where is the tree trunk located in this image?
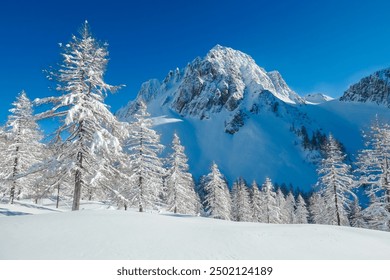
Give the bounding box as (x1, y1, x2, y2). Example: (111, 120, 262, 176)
(10, 147, 20, 204)
(56, 184, 60, 209)
(334, 184, 341, 226)
(72, 151, 83, 211)
(138, 175, 143, 212)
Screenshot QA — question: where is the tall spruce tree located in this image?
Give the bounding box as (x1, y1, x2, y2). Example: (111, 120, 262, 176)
(261, 177, 280, 223)
(0, 91, 44, 204)
(35, 22, 124, 210)
(355, 119, 390, 230)
(165, 133, 199, 215)
(316, 134, 353, 226)
(250, 180, 263, 223)
(231, 177, 252, 222)
(121, 101, 165, 212)
(203, 162, 231, 220)
(294, 194, 309, 224)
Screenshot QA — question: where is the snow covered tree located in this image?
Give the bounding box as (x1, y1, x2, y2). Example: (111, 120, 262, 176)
(203, 162, 231, 220)
(309, 192, 326, 224)
(261, 177, 280, 224)
(231, 177, 252, 222)
(275, 188, 288, 223)
(121, 101, 165, 212)
(165, 133, 199, 215)
(250, 180, 263, 223)
(284, 191, 296, 224)
(35, 21, 124, 210)
(316, 134, 353, 226)
(294, 194, 309, 224)
(0, 91, 44, 204)
(349, 200, 366, 228)
(0, 126, 9, 200)
(355, 119, 390, 231)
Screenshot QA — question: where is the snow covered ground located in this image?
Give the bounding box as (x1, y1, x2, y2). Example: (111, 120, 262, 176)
(1, 201, 390, 260)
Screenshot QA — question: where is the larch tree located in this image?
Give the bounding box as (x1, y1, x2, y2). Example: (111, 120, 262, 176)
(250, 180, 263, 223)
(355, 118, 390, 231)
(165, 133, 199, 215)
(0, 91, 44, 204)
(261, 177, 280, 224)
(309, 192, 326, 224)
(203, 162, 231, 220)
(284, 192, 296, 224)
(316, 134, 353, 226)
(35, 21, 125, 210)
(231, 177, 252, 222)
(121, 101, 165, 212)
(294, 194, 309, 224)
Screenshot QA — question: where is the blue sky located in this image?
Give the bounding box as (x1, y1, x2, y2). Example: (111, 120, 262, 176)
(1, 0, 390, 123)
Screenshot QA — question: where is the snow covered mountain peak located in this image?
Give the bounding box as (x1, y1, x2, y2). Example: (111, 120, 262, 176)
(303, 93, 334, 104)
(117, 45, 304, 122)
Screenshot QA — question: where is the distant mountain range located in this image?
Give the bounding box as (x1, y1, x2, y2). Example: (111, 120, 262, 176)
(116, 45, 390, 190)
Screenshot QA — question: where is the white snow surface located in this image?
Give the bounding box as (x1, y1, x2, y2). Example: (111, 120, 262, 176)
(1, 201, 390, 260)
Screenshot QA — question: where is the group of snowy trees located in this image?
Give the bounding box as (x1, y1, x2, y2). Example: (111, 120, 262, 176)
(198, 165, 309, 224)
(0, 22, 200, 215)
(312, 121, 390, 231)
(0, 22, 389, 232)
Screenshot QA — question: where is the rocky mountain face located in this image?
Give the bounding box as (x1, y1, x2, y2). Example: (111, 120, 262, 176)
(340, 68, 390, 107)
(117, 45, 304, 124)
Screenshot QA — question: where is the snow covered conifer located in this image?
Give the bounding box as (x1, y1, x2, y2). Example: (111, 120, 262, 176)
(284, 192, 296, 224)
(294, 194, 309, 224)
(165, 133, 199, 215)
(250, 180, 263, 223)
(122, 101, 165, 212)
(316, 134, 353, 226)
(261, 177, 280, 223)
(309, 192, 326, 224)
(231, 177, 252, 222)
(355, 119, 390, 231)
(35, 22, 125, 210)
(203, 162, 231, 220)
(0, 91, 44, 203)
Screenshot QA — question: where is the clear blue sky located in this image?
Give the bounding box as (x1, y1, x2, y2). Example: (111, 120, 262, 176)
(1, 0, 390, 123)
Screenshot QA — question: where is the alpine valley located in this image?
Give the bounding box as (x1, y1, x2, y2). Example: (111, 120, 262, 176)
(116, 45, 390, 190)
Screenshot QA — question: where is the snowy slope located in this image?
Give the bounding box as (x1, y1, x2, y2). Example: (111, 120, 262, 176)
(1, 202, 390, 260)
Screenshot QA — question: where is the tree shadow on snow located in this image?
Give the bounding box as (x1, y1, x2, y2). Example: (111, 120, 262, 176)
(0, 208, 32, 216)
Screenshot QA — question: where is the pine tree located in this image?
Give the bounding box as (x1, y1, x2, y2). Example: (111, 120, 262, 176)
(294, 194, 309, 224)
(250, 180, 263, 223)
(231, 177, 252, 222)
(309, 192, 326, 224)
(203, 162, 231, 220)
(261, 177, 280, 223)
(316, 134, 353, 226)
(355, 119, 390, 231)
(349, 200, 366, 228)
(0, 91, 44, 204)
(121, 101, 165, 212)
(35, 22, 124, 210)
(165, 133, 199, 215)
(284, 192, 296, 224)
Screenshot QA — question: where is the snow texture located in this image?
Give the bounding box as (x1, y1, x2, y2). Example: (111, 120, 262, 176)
(1, 201, 390, 260)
